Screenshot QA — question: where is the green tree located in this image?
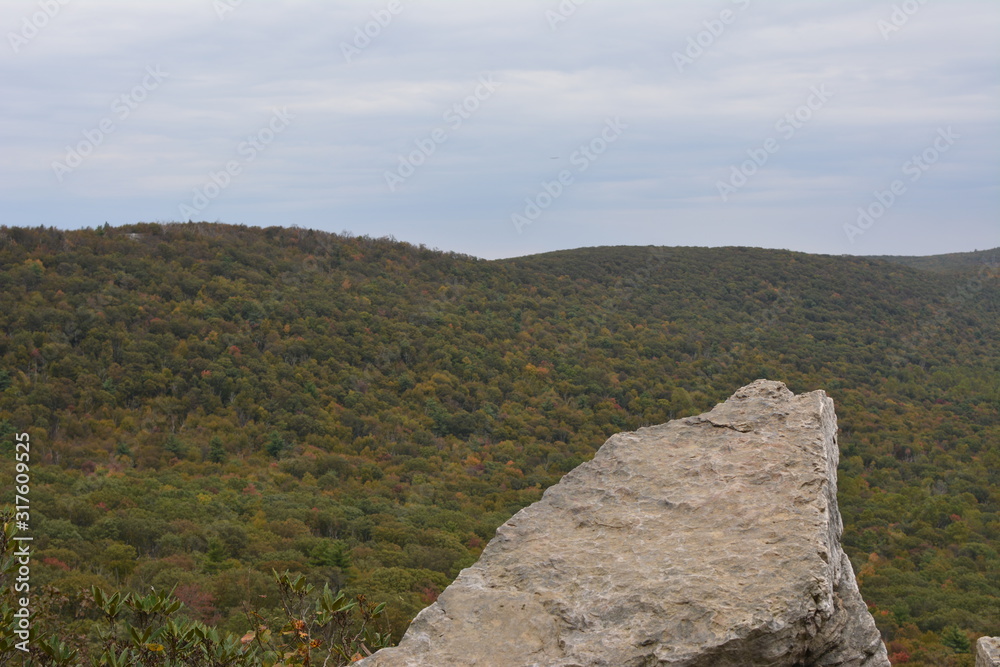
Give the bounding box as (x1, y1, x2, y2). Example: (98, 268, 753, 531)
(208, 436, 227, 463)
(941, 625, 971, 653)
(265, 431, 286, 459)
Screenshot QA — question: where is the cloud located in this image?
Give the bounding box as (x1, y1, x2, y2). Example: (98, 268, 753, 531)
(0, 0, 997, 258)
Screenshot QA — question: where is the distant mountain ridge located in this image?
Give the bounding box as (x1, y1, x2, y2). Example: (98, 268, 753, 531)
(864, 247, 1000, 273)
(508, 243, 1000, 273)
(0, 222, 997, 665)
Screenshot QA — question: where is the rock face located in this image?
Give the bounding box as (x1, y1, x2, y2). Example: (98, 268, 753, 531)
(979, 637, 1000, 667)
(358, 380, 890, 666)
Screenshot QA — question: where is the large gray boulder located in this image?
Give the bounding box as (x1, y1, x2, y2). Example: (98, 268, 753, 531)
(359, 380, 889, 666)
(979, 637, 1000, 667)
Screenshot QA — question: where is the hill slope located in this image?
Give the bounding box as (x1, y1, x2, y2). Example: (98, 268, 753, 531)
(0, 223, 997, 665)
(867, 247, 1000, 273)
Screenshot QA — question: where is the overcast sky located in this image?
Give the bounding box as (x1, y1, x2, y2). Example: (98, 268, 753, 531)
(1, 1, 997, 259)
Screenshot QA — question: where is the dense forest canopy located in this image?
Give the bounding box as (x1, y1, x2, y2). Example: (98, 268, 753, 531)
(0, 222, 997, 666)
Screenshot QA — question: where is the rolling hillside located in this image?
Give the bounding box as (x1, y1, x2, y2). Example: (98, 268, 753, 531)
(1, 223, 997, 665)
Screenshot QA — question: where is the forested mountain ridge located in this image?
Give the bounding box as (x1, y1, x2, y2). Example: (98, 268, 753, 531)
(0, 222, 997, 666)
(868, 248, 1000, 274)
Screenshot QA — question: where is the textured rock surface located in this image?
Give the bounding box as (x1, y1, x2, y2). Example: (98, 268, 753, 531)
(358, 380, 889, 667)
(979, 637, 1000, 667)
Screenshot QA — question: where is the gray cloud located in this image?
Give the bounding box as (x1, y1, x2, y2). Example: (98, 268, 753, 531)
(1, 0, 997, 258)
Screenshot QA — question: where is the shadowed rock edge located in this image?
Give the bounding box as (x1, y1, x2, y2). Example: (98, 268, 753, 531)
(359, 380, 890, 667)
